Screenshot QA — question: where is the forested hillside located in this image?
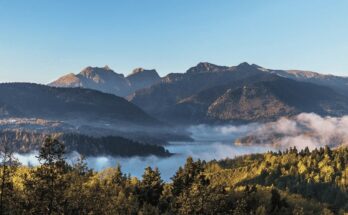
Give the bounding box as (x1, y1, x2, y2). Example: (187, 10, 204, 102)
(129, 63, 348, 124)
(1, 138, 346, 214)
(0, 130, 170, 157)
(0, 83, 158, 125)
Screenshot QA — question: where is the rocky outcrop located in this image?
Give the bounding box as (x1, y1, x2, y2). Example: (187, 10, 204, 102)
(50, 66, 161, 97)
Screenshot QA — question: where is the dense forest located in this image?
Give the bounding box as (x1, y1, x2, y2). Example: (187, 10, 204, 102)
(0, 137, 347, 214)
(0, 130, 170, 157)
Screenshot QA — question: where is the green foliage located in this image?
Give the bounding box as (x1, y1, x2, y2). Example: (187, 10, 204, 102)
(216, 146, 348, 213)
(2, 139, 346, 214)
(0, 139, 20, 214)
(23, 137, 70, 214)
(0, 130, 171, 157)
(138, 166, 164, 206)
(171, 157, 204, 196)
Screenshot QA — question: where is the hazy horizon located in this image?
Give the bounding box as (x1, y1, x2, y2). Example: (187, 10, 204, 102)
(1, 0, 348, 83)
(1, 61, 348, 85)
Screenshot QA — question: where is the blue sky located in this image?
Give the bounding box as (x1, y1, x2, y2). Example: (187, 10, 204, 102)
(0, 0, 348, 83)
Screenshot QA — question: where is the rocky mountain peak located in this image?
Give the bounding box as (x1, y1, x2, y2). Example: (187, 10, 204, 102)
(78, 66, 127, 82)
(239, 62, 251, 66)
(236, 62, 253, 69)
(80, 66, 115, 76)
(128, 68, 160, 79)
(186, 62, 228, 74)
(127, 68, 161, 91)
(103, 65, 112, 71)
(50, 65, 162, 97)
(132, 67, 145, 74)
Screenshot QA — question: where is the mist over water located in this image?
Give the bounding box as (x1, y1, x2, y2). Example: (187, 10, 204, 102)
(243, 113, 348, 150)
(16, 114, 348, 180)
(15, 123, 270, 181)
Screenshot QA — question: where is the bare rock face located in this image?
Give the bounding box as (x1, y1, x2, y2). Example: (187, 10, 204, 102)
(50, 73, 82, 87)
(49, 66, 161, 97)
(127, 68, 161, 92)
(186, 62, 229, 74)
(50, 66, 131, 96)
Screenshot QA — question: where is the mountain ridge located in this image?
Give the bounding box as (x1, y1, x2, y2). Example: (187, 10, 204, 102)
(49, 62, 348, 97)
(47, 62, 348, 124)
(0, 82, 159, 126)
(49, 66, 161, 97)
(129, 63, 348, 124)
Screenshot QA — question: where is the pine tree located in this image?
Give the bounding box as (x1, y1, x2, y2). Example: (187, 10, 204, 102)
(112, 163, 126, 185)
(24, 137, 70, 215)
(0, 138, 19, 214)
(139, 167, 163, 206)
(172, 157, 203, 196)
(65, 155, 91, 214)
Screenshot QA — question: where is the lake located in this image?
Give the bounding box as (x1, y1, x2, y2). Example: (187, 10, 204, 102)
(16, 124, 271, 181)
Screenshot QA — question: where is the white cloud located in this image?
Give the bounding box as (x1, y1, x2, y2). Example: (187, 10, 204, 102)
(240, 113, 348, 150)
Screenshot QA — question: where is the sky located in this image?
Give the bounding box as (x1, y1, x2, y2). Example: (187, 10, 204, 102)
(0, 0, 348, 83)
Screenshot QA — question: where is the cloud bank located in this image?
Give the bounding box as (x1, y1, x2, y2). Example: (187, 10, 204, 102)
(16, 114, 347, 180)
(237, 113, 348, 150)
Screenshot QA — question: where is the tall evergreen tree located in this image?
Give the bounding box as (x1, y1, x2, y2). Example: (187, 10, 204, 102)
(139, 167, 163, 206)
(0, 138, 19, 215)
(24, 137, 69, 215)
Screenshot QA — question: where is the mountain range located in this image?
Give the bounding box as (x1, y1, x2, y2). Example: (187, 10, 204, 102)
(1, 62, 348, 155)
(49, 62, 348, 124)
(255, 65, 348, 95)
(0, 83, 191, 148)
(1, 62, 347, 126)
(49, 66, 161, 97)
(129, 62, 348, 123)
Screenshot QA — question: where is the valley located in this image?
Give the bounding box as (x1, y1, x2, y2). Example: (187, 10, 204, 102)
(2, 2, 347, 213)
(1, 62, 348, 214)
(2, 62, 348, 159)
(15, 123, 270, 180)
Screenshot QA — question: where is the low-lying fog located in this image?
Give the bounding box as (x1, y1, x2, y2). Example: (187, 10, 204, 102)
(16, 113, 348, 181)
(15, 123, 269, 181)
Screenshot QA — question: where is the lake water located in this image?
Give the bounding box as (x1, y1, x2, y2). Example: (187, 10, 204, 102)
(16, 124, 271, 181)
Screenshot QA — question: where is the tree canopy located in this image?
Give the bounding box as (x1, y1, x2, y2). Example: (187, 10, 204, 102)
(1, 138, 347, 214)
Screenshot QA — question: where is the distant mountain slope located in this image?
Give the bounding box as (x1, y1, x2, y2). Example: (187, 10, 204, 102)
(0, 83, 158, 125)
(206, 76, 348, 121)
(129, 62, 348, 124)
(253, 64, 348, 95)
(127, 68, 161, 92)
(49, 66, 161, 97)
(128, 62, 262, 115)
